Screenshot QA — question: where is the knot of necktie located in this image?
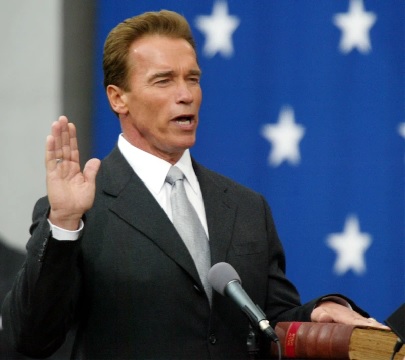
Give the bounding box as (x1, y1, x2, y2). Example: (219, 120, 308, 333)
(165, 166, 184, 185)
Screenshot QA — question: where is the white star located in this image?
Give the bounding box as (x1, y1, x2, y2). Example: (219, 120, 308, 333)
(333, 0, 377, 54)
(326, 215, 372, 275)
(195, 0, 240, 58)
(398, 123, 405, 161)
(261, 106, 305, 167)
(398, 123, 405, 139)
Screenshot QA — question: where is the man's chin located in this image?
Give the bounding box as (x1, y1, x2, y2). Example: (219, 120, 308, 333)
(174, 136, 196, 151)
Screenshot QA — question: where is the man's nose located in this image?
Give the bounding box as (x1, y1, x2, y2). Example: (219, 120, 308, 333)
(175, 82, 194, 104)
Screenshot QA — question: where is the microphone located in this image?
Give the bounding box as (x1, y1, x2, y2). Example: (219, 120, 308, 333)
(208, 262, 279, 343)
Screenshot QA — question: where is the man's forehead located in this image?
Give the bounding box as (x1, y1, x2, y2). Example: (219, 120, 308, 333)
(128, 36, 199, 73)
(130, 35, 195, 55)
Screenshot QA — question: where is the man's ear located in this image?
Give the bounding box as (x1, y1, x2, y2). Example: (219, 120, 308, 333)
(106, 85, 128, 115)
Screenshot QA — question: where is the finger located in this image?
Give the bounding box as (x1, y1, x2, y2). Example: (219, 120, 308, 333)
(46, 116, 70, 170)
(311, 307, 334, 323)
(344, 315, 390, 329)
(83, 158, 101, 184)
(50, 117, 67, 160)
(51, 121, 62, 161)
(365, 317, 390, 330)
(60, 117, 72, 161)
(316, 311, 334, 323)
(68, 122, 80, 164)
(46, 134, 57, 170)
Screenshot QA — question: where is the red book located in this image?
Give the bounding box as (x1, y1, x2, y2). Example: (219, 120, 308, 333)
(270, 322, 405, 359)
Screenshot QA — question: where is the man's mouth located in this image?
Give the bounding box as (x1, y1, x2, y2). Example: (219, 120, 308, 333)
(174, 115, 194, 125)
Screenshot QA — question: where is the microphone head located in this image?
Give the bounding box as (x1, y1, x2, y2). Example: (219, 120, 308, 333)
(208, 262, 241, 296)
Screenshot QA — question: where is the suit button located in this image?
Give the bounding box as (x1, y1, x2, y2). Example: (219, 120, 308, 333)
(193, 284, 201, 292)
(208, 334, 217, 344)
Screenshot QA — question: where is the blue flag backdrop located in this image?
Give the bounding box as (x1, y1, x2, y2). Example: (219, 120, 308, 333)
(93, 0, 405, 321)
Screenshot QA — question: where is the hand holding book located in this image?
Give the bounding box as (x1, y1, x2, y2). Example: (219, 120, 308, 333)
(311, 300, 389, 330)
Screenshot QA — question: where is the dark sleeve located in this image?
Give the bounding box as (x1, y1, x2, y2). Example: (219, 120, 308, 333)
(261, 197, 368, 327)
(1, 197, 82, 359)
(0, 243, 28, 359)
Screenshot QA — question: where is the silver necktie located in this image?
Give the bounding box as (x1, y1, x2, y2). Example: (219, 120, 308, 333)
(166, 166, 211, 303)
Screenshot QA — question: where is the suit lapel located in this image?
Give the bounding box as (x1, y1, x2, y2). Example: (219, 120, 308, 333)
(193, 161, 238, 267)
(99, 147, 201, 286)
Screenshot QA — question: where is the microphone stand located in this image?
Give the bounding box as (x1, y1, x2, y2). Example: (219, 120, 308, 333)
(247, 324, 260, 360)
(244, 305, 281, 360)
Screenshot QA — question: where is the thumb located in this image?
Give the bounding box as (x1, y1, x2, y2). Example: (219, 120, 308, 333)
(311, 307, 334, 323)
(83, 158, 101, 183)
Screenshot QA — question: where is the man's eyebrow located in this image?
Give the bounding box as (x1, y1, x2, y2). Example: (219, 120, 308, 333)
(148, 70, 175, 82)
(189, 69, 202, 76)
(148, 69, 202, 82)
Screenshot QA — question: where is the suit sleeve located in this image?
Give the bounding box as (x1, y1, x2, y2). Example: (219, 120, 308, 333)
(1, 197, 82, 358)
(261, 196, 368, 326)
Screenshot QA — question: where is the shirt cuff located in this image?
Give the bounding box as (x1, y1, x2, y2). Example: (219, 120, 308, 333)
(47, 219, 84, 241)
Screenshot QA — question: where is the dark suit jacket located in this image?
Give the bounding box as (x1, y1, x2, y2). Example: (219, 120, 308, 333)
(0, 241, 27, 359)
(0, 241, 74, 360)
(2, 147, 366, 359)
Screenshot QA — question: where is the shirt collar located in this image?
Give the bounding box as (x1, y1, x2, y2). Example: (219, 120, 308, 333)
(117, 134, 199, 196)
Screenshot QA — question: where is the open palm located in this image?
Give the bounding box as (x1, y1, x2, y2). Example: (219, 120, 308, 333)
(46, 116, 100, 230)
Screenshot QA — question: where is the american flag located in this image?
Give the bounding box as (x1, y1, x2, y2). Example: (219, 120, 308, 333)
(94, 0, 405, 322)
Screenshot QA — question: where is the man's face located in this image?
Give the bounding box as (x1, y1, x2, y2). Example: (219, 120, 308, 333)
(116, 35, 202, 163)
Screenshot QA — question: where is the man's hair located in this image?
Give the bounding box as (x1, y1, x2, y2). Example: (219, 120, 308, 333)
(103, 10, 196, 91)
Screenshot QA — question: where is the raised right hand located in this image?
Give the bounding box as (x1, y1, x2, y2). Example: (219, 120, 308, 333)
(46, 116, 101, 230)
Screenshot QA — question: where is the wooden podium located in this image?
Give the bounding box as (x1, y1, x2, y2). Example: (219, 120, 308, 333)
(270, 322, 405, 359)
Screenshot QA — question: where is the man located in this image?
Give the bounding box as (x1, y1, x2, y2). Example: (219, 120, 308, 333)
(2, 10, 386, 359)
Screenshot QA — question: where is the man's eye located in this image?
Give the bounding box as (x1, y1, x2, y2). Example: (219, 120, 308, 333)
(156, 79, 170, 85)
(189, 77, 200, 84)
